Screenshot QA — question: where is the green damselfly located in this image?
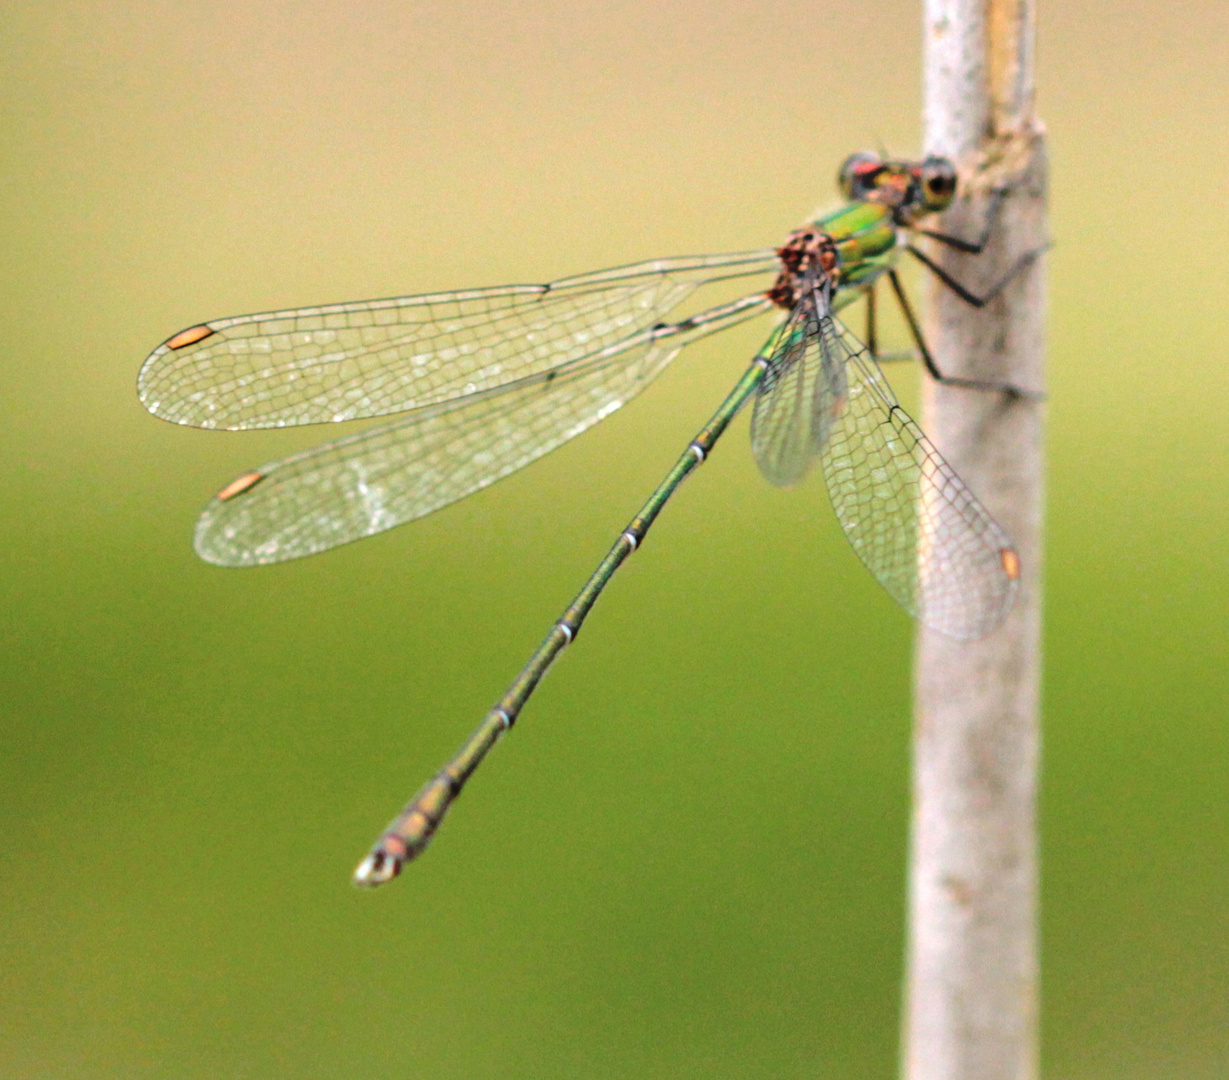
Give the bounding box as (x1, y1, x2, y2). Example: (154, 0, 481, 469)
(138, 153, 1033, 886)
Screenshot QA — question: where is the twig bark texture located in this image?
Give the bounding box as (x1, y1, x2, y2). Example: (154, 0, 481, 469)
(902, 2, 1047, 1079)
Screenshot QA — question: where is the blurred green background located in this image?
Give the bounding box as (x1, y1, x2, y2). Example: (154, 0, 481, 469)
(2, 1, 1226, 1077)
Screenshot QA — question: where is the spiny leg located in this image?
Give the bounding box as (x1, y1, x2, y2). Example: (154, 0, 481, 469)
(910, 187, 1007, 254)
(862, 283, 918, 367)
(887, 269, 1043, 400)
(904, 241, 1048, 310)
(905, 180, 1049, 310)
(353, 356, 771, 887)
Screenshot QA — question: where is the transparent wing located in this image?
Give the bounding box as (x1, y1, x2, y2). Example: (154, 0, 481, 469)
(139, 250, 779, 431)
(195, 294, 773, 566)
(750, 292, 1018, 640)
(748, 301, 848, 485)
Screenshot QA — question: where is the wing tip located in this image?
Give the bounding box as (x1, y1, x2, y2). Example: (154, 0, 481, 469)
(194, 471, 271, 568)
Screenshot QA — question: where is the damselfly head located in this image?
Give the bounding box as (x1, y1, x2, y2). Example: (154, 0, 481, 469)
(837, 151, 883, 200)
(838, 152, 959, 220)
(914, 156, 958, 214)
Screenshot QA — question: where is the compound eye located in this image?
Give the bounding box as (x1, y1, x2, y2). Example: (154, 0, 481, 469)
(837, 151, 882, 200)
(919, 156, 958, 210)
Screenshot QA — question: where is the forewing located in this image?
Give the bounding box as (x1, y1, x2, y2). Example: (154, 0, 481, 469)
(140, 250, 778, 431)
(195, 296, 771, 565)
(816, 317, 1019, 640)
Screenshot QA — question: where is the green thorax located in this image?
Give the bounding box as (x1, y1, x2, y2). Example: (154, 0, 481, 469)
(814, 200, 899, 306)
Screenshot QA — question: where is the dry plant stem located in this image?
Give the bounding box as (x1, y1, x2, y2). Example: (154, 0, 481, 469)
(903, 2, 1047, 1079)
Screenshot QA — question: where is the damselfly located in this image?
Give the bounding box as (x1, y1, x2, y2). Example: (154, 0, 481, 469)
(138, 153, 1035, 886)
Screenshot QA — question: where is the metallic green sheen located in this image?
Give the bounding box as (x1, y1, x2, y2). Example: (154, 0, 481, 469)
(817, 200, 900, 298)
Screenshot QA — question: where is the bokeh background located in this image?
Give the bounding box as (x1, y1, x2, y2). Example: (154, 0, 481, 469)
(2, 1, 1226, 1077)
